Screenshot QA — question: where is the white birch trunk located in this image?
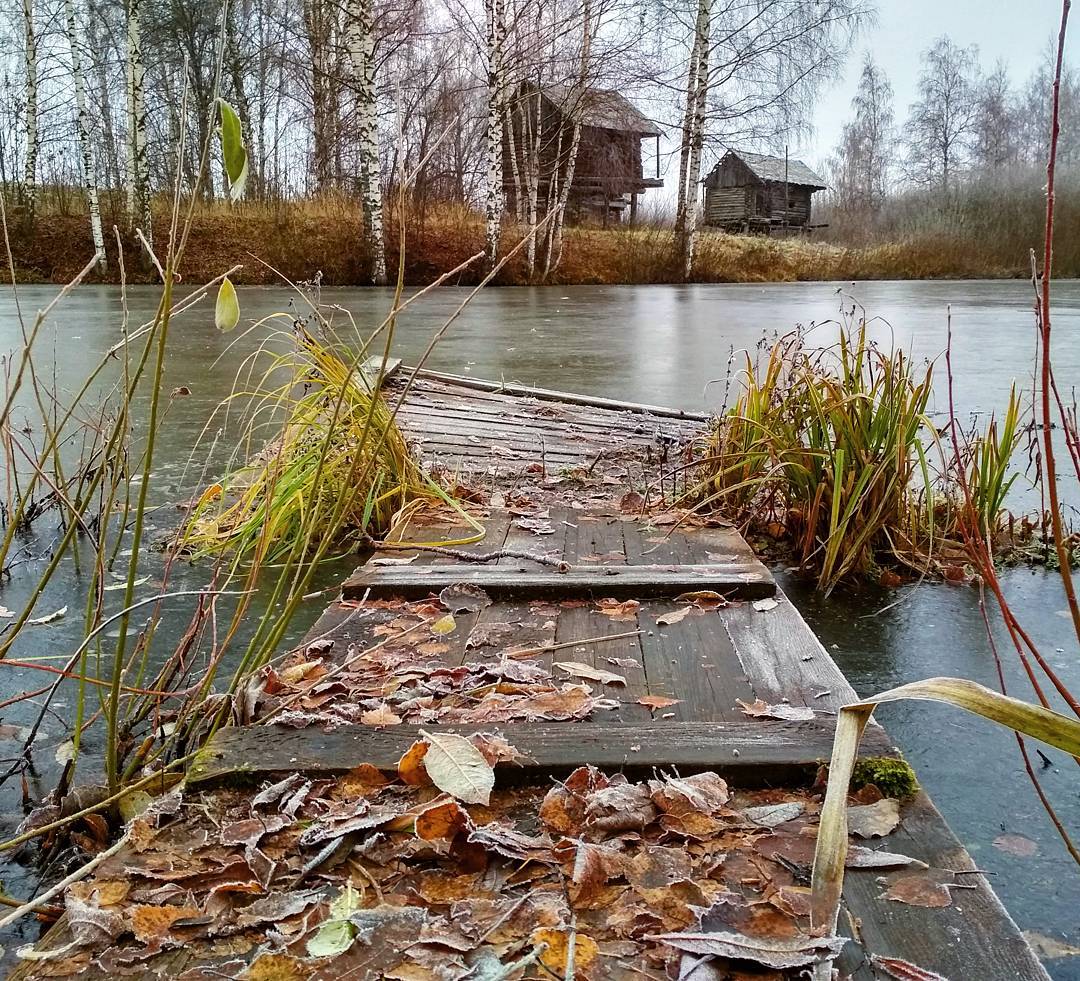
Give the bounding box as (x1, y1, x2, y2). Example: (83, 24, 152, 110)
(64, 0, 105, 271)
(346, 0, 386, 285)
(504, 101, 523, 222)
(22, 0, 37, 223)
(679, 0, 711, 281)
(674, 25, 701, 234)
(483, 0, 507, 266)
(524, 88, 542, 277)
(542, 0, 592, 279)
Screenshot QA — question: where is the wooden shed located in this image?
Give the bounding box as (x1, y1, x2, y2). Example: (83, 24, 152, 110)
(503, 84, 663, 225)
(702, 150, 826, 232)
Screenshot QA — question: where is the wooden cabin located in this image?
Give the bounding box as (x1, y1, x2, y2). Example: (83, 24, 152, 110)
(702, 150, 826, 233)
(503, 84, 663, 225)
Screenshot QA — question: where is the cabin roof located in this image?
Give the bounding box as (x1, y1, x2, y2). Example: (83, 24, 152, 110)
(540, 84, 662, 137)
(714, 150, 827, 189)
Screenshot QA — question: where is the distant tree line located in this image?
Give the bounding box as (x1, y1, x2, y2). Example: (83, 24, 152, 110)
(826, 37, 1079, 236)
(0, 0, 878, 281)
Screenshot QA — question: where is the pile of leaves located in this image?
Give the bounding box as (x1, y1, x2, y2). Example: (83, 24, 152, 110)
(237, 594, 622, 730)
(17, 742, 939, 979)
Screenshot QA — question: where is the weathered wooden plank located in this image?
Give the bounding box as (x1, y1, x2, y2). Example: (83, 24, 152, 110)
(403, 368, 713, 422)
(638, 605, 754, 722)
(341, 563, 776, 602)
(188, 719, 897, 787)
(720, 593, 858, 710)
(837, 792, 1051, 981)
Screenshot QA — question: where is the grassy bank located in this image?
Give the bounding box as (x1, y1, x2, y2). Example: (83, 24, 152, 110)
(7, 195, 1046, 286)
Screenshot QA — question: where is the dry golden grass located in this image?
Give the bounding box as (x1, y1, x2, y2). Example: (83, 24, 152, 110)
(8, 193, 1043, 286)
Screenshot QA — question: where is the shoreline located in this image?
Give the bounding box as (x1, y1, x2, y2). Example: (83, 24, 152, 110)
(7, 205, 1040, 287)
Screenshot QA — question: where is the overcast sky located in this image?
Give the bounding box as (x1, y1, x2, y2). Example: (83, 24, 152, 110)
(791, 0, 1069, 170)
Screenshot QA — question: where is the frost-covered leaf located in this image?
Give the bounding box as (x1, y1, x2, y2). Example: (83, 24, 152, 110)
(418, 729, 495, 805)
(553, 661, 626, 685)
(736, 698, 814, 722)
(439, 583, 492, 613)
(847, 798, 901, 838)
(28, 605, 67, 625)
(649, 928, 846, 970)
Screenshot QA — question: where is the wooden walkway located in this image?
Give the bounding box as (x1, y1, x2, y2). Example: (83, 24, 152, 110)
(9, 376, 1050, 980)
(383, 366, 707, 473)
(187, 507, 1047, 981)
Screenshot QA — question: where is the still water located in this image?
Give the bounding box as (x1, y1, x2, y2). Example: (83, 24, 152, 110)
(0, 278, 1077, 972)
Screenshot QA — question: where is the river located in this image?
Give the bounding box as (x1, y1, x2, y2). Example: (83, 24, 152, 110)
(0, 278, 1077, 974)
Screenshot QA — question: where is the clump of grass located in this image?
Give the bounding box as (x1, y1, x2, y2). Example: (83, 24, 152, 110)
(688, 317, 940, 591)
(178, 320, 434, 564)
(685, 308, 1036, 591)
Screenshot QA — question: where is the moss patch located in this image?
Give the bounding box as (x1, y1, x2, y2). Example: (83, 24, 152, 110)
(851, 757, 919, 800)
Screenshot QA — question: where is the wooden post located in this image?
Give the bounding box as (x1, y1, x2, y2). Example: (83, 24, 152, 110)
(629, 192, 638, 225)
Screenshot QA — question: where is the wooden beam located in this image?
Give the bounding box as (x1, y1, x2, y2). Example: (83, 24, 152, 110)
(188, 720, 897, 788)
(341, 563, 775, 602)
(401, 368, 713, 422)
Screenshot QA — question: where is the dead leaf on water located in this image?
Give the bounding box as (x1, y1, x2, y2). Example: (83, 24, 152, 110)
(1022, 931, 1080, 959)
(993, 833, 1038, 857)
(28, 605, 67, 625)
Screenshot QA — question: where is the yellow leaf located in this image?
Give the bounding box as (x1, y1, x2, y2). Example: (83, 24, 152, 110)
(215, 277, 240, 332)
(530, 928, 599, 973)
(431, 613, 456, 635)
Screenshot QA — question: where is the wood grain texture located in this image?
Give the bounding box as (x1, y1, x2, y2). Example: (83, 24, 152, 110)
(188, 719, 897, 787)
(342, 563, 776, 601)
(837, 792, 1051, 980)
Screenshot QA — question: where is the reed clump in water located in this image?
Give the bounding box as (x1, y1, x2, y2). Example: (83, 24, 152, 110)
(177, 320, 432, 564)
(685, 314, 1030, 592)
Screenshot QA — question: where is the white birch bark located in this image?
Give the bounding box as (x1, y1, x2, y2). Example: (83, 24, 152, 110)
(20, 0, 39, 222)
(64, 0, 105, 270)
(674, 22, 702, 234)
(483, 0, 507, 266)
(22, 0, 37, 223)
(524, 87, 542, 277)
(542, 0, 592, 279)
(504, 101, 523, 222)
(679, 0, 711, 281)
(346, 0, 386, 285)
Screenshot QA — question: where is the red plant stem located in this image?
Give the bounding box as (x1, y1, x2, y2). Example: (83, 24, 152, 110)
(978, 583, 1080, 865)
(1040, 0, 1080, 646)
(0, 659, 192, 698)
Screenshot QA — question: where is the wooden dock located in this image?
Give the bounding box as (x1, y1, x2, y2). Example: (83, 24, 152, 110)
(9, 374, 1049, 980)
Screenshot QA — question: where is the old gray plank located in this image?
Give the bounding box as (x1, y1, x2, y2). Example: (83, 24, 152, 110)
(188, 719, 897, 787)
(342, 563, 776, 602)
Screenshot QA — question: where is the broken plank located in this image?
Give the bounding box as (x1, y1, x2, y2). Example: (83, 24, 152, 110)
(187, 719, 896, 787)
(341, 563, 776, 602)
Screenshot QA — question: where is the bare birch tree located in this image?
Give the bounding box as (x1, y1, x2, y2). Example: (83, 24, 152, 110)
(64, 0, 106, 270)
(675, 0, 710, 280)
(21, 0, 38, 226)
(831, 53, 895, 213)
(903, 36, 978, 190)
(483, 0, 507, 265)
(346, 0, 386, 284)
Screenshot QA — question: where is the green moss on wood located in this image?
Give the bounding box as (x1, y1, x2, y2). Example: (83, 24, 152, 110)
(851, 757, 919, 799)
